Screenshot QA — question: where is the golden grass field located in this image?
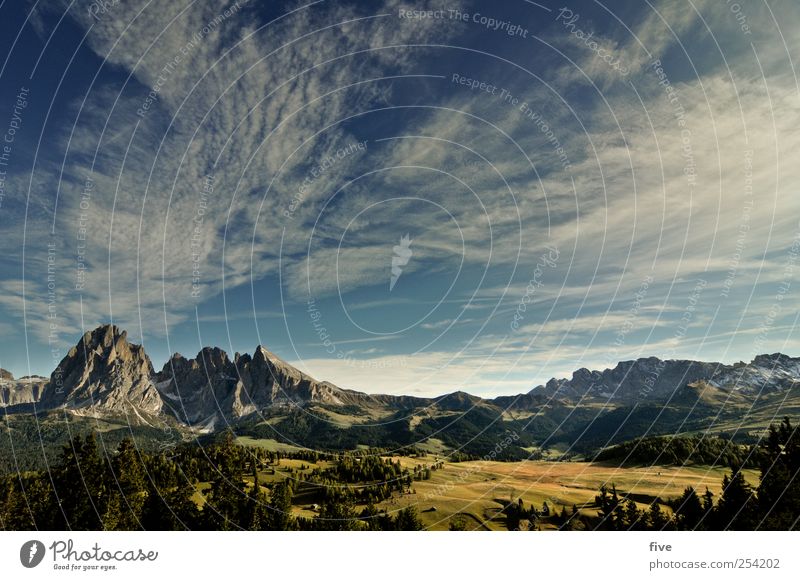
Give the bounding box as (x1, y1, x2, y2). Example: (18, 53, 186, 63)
(374, 458, 759, 530)
(232, 438, 760, 530)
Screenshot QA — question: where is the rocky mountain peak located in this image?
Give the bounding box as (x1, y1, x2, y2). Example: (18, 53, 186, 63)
(253, 345, 281, 365)
(708, 353, 800, 393)
(155, 342, 366, 427)
(530, 356, 720, 403)
(199, 346, 230, 365)
(42, 324, 162, 417)
(752, 353, 795, 367)
(67, 324, 151, 372)
(526, 354, 800, 405)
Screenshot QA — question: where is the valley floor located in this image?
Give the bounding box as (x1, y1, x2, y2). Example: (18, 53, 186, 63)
(378, 460, 758, 530)
(248, 454, 759, 531)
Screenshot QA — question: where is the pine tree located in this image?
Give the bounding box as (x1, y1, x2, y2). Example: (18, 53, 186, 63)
(203, 434, 247, 530)
(395, 506, 424, 530)
(622, 499, 645, 530)
(140, 455, 199, 530)
(104, 439, 147, 530)
(267, 480, 293, 530)
(647, 502, 670, 530)
(673, 486, 704, 530)
(246, 465, 270, 530)
(702, 487, 714, 512)
(53, 434, 109, 530)
(359, 502, 381, 530)
(715, 469, 758, 530)
(0, 473, 55, 530)
(316, 494, 358, 530)
(757, 418, 800, 529)
(595, 484, 622, 530)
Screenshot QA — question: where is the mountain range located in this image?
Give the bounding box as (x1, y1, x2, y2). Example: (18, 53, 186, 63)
(2, 324, 799, 460)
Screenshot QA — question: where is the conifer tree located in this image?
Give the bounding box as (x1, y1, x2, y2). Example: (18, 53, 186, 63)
(267, 480, 293, 530)
(359, 502, 381, 530)
(595, 484, 622, 530)
(204, 434, 247, 530)
(647, 502, 670, 530)
(316, 494, 358, 530)
(672, 486, 703, 530)
(622, 499, 645, 530)
(104, 439, 147, 530)
(395, 506, 424, 530)
(715, 469, 758, 530)
(757, 418, 800, 529)
(53, 434, 108, 530)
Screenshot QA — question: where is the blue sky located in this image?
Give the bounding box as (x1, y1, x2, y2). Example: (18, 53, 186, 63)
(0, 0, 798, 397)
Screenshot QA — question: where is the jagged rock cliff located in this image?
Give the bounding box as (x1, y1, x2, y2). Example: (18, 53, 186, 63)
(0, 369, 47, 407)
(41, 324, 163, 416)
(156, 344, 376, 427)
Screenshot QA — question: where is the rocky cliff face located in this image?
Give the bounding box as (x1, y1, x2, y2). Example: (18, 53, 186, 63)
(41, 324, 163, 417)
(156, 344, 373, 427)
(0, 369, 47, 407)
(155, 347, 237, 427)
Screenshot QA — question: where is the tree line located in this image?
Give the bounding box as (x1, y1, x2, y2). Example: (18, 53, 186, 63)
(580, 418, 798, 530)
(594, 433, 750, 467)
(0, 433, 426, 530)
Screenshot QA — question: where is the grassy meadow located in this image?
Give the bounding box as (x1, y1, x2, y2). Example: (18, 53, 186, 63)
(233, 437, 759, 530)
(373, 458, 758, 530)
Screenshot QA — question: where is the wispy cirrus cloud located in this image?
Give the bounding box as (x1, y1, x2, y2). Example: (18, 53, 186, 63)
(2, 0, 798, 392)
(6, 0, 459, 348)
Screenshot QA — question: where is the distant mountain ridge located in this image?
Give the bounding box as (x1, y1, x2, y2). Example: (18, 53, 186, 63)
(2, 324, 799, 439)
(528, 354, 800, 404)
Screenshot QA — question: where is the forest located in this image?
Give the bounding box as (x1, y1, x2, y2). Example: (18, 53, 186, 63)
(1, 418, 797, 531)
(593, 434, 751, 466)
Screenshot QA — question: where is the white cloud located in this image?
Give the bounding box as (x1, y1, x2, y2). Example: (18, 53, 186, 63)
(4, 0, 799, 389)
(8, 0, 461, 347)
